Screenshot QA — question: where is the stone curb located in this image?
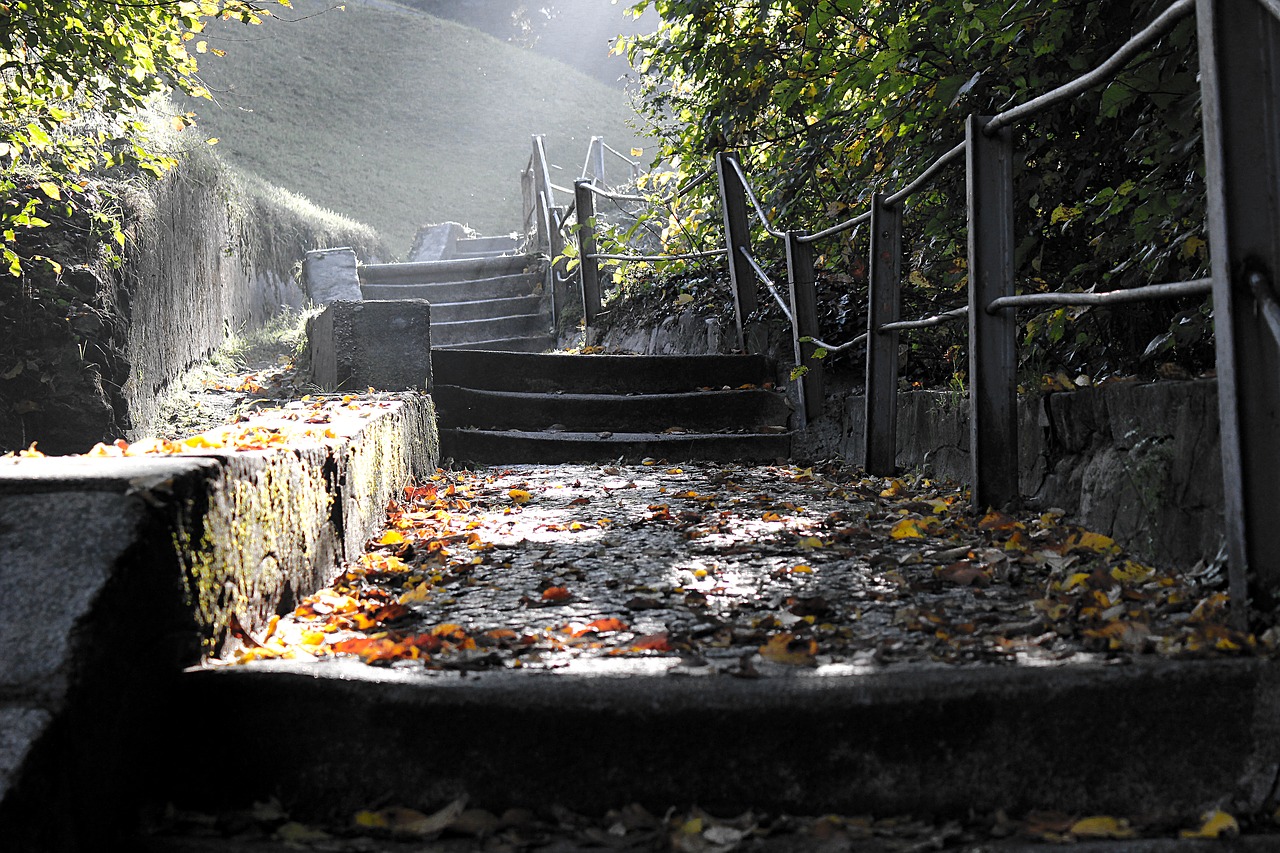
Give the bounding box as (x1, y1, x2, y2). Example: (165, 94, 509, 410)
(0, 392, 438, 850)
(161, 656, 1280, 824)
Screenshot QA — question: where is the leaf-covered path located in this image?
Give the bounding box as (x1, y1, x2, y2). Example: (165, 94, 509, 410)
(229, 460, 1252, 674)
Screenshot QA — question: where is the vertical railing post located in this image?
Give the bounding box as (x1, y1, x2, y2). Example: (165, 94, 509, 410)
(574, 180, 602, 330)
(966, 115, 1018, 511)
(589, 136, 606, 185)
(785, 231, 823, 421)
(716, 151, 758, 352)
(521, 159, 535, 246)
(865, 193, 902, 475)
(547, 204, 567, 334)
(1198, 0, 1280, 626)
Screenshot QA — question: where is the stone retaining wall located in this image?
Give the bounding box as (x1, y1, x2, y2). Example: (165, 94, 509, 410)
(0, 393, 437, 849)
(598, 311, 1225, 570)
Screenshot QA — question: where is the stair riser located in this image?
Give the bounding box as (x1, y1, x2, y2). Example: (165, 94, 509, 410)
(431, 314, 550, 346)
(362, 273, 541, 303)
(440, 429, 789, 464)
(360, 255, 534, 284)
(433, 335, 555, 353)
(162, 661, 1264, 821)
(455, 236, 520, 253)
(431, 351, 776, 394)
(429, 296, 546, 323)
(433, 386, 789, 432)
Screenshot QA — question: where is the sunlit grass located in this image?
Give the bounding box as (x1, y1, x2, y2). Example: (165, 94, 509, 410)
(183, 0, 651, 256)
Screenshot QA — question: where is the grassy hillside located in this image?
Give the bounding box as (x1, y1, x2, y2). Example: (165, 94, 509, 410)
(184, 0, 650, 255)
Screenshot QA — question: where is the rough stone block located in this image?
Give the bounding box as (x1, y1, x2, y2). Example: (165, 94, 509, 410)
(303, 247, 361, 303)
(407, 222, 467, 262)
(306, 299, 433, 392)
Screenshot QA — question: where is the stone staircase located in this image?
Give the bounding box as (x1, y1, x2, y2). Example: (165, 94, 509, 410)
(358, 241, 554, 353)
(432, 349, 792, 463)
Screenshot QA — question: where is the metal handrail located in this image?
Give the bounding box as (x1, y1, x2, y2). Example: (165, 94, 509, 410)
(727, 157, 787, 238)
(985, 0, 1196, 135)
(739, 247, 794, 323)
(879, 305, 969, 333)
(588, 249, 727, 262)
(986, 278, 1212, 313)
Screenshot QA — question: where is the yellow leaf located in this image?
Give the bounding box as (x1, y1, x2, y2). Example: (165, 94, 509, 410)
(796, 536, 824, 549)
(790, 564, 813, 574)
(275, 822, 330, 843)
(631, 147, 644, 157)
(1068, 530, 1118, 554)
(676, 293, 694, 305)
(299, 630, 326, 646)
(1069, 816, 1135, 839)
(1110, 560, 1155, 584)
(1181, 235, 1206, 261)
(377, 530, 406, 545)
(398, 582, 433, 605)
(353, 810, 388, 829)
(890, 518, 924, 539)
(1062, 572, 1092, 592)
(38, 181, 60, 200)
(508, 488, 531, 504)
(1210, 805, 1256, 836)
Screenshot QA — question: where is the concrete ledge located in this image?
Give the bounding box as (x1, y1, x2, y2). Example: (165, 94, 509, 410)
(305, 300, 433, 392)
(0, 392, 437, 849)
(162, 657, 1280, 822)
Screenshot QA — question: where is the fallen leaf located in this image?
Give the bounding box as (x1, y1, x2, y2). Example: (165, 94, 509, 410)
(890, 518, 925, 539)
(758, 633, 817, 665)
(508, 488, 532, 504)
(542, 586, 572, 602)
(1069, 816, 1135, 839)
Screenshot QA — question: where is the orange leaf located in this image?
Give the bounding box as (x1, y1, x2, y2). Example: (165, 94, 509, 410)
(631, 632, 673, 652)
(572, 617, 628, 637)
(542, 586, 572, 602)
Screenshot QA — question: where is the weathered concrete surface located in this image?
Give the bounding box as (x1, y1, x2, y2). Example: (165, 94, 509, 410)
(0, 393, 437, 850)
(406, 222, 467, 262)
(302, 247, 362, 303)
(305, 300, 433, 392)
(165, 657, 1280, 822)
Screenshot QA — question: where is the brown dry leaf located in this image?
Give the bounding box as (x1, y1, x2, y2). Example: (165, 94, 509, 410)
(758, 633, 817, 665)
(937, 561, 989, 587)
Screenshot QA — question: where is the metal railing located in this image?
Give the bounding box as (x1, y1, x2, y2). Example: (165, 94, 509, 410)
(541, 0, 1280, 626)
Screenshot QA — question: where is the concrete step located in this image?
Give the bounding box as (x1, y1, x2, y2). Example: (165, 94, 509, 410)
(428, 295, 546, 323)
(439, 427, 790, 463)
(454, 234, 520, 255)
(359, 254, 535, 285)
(154, 657, 1279, 822)
(431, 351, 775, 395)
(430, 313, 551, 347)
(432, 334, 556, 353)
(433, 385, 791, 432)
(361, 272, 542, 303)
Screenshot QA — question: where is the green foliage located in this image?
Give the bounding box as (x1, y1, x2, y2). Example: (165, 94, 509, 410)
(622, 0, 1208, 381)
(0, 0, 289, 274)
